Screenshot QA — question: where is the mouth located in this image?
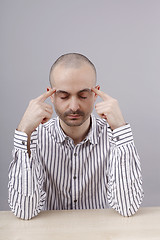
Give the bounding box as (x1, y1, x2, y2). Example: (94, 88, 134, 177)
(67, 114, 81, 118)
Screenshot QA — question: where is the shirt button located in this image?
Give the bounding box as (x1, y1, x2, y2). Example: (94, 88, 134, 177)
(74, 153, 77, 157)
(73, 176, 77, 180)
(74, 200, 77, 203)
(22, 141, 25, 145)
(116, 136, 120, 141)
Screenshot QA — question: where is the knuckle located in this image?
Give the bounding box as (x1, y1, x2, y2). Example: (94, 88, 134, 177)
(36, 106, 44, 116)
(29, 97, 38, 105)
(111, 98, 118, 105)
(29, 99, 34, 105)
(39, 108, 44, 115)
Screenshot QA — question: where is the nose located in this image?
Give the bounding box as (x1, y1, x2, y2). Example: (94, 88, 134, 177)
(69, 97, 79, 112)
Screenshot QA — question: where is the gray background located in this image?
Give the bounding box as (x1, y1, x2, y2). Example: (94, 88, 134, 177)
(0, 0, 160, 210)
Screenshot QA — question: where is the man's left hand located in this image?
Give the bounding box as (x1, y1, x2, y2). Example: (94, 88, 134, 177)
(92, 87, 126, 130)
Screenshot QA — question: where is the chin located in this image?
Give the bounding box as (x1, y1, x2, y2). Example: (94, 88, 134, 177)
(59, 112, 92, 127)
(64, 120, 84, 127)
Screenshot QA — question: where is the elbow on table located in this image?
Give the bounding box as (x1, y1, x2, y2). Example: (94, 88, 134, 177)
(10, 207, 39, 220)
(8, 188, 46, 220)
(9, 201, 40, 220)
(116, 190, 144, 217)
(117, 203, 143, 217)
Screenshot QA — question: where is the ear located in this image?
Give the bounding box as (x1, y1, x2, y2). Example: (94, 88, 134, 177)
(47, 87, 54, 103)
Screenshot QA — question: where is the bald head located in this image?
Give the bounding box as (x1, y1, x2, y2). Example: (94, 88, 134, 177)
(49, 53, 97, 87)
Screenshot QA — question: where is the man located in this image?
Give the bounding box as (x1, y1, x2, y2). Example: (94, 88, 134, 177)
(8, 53, 144, 220)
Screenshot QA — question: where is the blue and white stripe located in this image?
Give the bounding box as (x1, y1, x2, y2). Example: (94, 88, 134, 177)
(8, 114, 144, 219)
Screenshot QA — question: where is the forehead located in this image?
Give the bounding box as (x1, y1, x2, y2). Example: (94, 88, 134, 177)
(56, 88, 92, 95)
(50, 63, 96, 90)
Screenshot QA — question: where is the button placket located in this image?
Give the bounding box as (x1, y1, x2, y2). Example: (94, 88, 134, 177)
(71, 148, 79, 209)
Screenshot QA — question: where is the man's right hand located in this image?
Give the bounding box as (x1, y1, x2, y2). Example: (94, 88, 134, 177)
(17, 88, 56, 136)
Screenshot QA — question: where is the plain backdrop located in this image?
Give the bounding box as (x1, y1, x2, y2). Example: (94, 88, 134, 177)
(0, 0, 160, 210)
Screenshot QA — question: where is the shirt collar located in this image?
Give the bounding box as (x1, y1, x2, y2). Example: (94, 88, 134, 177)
(86, 114, 98, 145)
(53, 114, 99, 145)
(54, 117, 67, 143)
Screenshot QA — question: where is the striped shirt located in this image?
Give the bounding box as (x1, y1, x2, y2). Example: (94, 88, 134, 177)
(8, 114, 144, 220)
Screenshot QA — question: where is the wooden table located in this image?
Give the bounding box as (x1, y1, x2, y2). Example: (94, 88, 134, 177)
(0, 207, 160, 240)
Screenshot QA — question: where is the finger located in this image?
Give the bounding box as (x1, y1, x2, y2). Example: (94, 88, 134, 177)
(91, 87, 110, 101)
(95, 105, 108, 120)
(41, 116, 51, 124)
(37, 88, 56, 102)
(44, 106, 53, 115)
(95, 101, 108, 108)
(96, 110, 108, 121)
(41, 111, 53, 124)
(42, 103, 53, 112)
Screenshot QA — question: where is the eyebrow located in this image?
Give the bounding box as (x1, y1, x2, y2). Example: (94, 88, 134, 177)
(55, 90, 69, 94)
(56, 88, 92, 95)
(78, 88, 92, 93)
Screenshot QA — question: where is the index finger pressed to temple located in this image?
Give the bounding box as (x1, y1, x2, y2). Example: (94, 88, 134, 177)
(38, 88, 56, 102)
(91, 87, 109, 100)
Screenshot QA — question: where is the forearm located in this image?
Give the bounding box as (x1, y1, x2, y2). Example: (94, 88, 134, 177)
(8, 130, 46, 220)
(8, 182, 46, 220)
(107, 125, 144, 216)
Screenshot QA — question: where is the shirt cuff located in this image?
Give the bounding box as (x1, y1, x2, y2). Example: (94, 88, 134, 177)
(108, 124, 134, 146)
(14, 130, 38, 151)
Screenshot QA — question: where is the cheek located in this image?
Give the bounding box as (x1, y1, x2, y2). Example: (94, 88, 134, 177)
(53, 96, 62, 105)
(82, 99, 95, 110)
(53, 98, 68, 110)
(87, 97, 95, 105)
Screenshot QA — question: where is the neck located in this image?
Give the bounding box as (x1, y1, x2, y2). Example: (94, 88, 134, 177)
(59, 117, 91, 145)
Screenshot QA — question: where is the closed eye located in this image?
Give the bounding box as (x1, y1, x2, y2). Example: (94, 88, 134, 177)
(78, 88, 92, 99)
(55, 91, 69, 99)
(79, 96, 87, 99)
(78, 92, 91, 99)
(60, 96, 69, 99)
